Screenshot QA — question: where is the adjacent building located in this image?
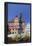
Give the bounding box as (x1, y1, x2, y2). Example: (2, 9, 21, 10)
(8, 16, 19, 35)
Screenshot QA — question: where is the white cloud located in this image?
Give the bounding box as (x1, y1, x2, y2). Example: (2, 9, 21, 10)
(26, 23, 30, 33)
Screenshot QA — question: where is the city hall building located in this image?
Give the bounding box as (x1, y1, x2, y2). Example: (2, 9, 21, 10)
(8, 15, 25, 35)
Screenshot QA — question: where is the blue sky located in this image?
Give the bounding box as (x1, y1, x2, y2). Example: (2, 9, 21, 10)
(8, 4, 30, 23)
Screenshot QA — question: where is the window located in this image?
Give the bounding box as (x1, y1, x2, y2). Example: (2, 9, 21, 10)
(8, 32, 11, 34)
(16, 28, 18, 30)
(10, 29, 11, 30)
(12, 32, 14, 34)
